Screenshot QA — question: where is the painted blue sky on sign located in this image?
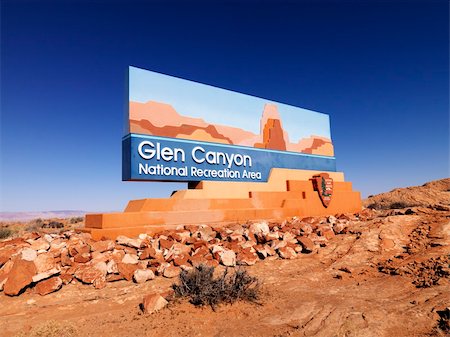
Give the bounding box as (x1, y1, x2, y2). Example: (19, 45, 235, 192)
(129, 66, 331, 142)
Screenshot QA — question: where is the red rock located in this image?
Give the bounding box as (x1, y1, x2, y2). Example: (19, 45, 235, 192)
(237, 249, 258, 266)
(333, 222, 348, 234)
(74, 252, 91, 263)
(93, 276, 107, 289)
(322, 229, 335, 240)
(173, 254, 189, 267)
(141, 293, 168, 314)
(278, 246, 297, 259)
(163, 266, 181, 278)
(20, 248, 37, 262)
(106, 274, 124, 282)
(35, 276, 62, 295)
(189, 254, 207, 267)
(4, 258, 37, 296)
(91, 240, 115, 253)
(139, 247, 156, 260)
(60, 249, 72, 267)
(117, 262, 138, 281)
(0, 247, 17, 267)
(74, 265, 105, 284)
(159, 238, 174, 250)
(60, 273, 73, 285)
(298, 237, 315, 253)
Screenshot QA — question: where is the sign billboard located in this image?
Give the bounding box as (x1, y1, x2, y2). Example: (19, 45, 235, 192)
(123, 66, 336, 182)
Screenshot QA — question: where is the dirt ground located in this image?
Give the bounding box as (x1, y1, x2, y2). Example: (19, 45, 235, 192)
(1, 206, 449, 337)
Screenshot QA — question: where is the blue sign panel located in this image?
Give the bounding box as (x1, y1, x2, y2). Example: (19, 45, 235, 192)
(123, 134, 336, 182)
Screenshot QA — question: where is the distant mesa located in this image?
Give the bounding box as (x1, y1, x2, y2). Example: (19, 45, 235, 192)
(128, 101, 334, 156)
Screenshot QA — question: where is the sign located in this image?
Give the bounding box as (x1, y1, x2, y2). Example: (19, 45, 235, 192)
(123, 66, 336, 182)
(312, 173, 334, 207)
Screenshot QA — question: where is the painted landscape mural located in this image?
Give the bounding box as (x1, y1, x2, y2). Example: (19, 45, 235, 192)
(127, 66, 335, 157)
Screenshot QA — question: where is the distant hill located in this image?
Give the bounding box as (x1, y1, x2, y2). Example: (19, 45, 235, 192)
(0, 210, 88, 222)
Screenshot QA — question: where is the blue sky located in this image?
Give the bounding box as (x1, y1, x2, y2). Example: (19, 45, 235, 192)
(1, 0, 448, 212)
(129, 66, 331, 141)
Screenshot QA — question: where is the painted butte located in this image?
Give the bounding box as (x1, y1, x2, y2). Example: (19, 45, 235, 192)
(83, 67, 361, 240)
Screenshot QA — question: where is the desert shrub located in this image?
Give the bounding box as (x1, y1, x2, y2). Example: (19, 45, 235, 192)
(389, 201, 409, 209)
(0, 227, 13, 239)
(42, 221, 64, 229)
(69, 217, 84, 224)
(172, 264, 260, 310)
(437, 308, 449, 332)
(14, 320, 78, 337)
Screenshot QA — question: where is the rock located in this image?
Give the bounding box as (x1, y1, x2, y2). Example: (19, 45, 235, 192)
(32, 267, 60, 283)
(327, 215, 337, 225)
(133, 269, 155, 283)
(159, 238, 174, 250)
(4, 258, 37, 296)
(194, 225, 216, 242)
(122, 253, 139, 264)
(74, 252, 91, 263)
(116, 235, 143, 249)
(35, 276, 62, 295)
(250, 221, 270, 236)
(91, 240, 115, 253)
(278, 246, 297, 259)
(237, 249, 258, 266)
(219, 250, 236, 267)
(173, 254, 189, 267)
(298, 237, 315, 253)
(117, 262, 138, 281)
(141, 293, 168, 314)
(21, 248, 37, 261)
(333, 222, 348, 234)
(139, 247, 156, 260)
(29, 238, 50, 251)
(74, 265, 106, 285)
(106, 260, 118, 274)
(34, 252, 56, 273)
(264, 231, 279, 241)
(163, 266, 181, 278)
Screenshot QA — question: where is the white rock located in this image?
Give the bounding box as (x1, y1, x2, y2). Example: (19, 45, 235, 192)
(32, 267, 60, 283)
(219, 250, 236, 267)
(133, 269, 155, 283)
(122, 254, 139, 264)
(250, 221, 270, 236)
(21, 248, 37, 261)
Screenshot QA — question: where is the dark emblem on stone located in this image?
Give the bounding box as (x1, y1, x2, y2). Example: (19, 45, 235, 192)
(312, 173, 333, 207)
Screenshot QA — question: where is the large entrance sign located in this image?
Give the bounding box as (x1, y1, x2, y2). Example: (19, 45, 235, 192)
(83, 66, 362, 240)
(123, 66, 335, 182)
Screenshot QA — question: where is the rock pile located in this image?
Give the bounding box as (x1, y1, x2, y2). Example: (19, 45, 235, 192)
(0, 211, 372, 297)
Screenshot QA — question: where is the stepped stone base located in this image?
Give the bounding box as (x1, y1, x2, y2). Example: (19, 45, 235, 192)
(83, 168, 362, 240)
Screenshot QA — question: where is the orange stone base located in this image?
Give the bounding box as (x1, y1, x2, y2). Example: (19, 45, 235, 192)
(83, 168, 362, 240)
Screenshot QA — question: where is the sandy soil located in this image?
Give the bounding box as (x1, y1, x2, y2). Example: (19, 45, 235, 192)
(1, 207, 449, 337)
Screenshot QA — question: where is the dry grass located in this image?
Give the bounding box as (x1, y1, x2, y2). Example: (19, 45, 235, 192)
(14, 320, 79, 337)
(172, 264, 261, 310)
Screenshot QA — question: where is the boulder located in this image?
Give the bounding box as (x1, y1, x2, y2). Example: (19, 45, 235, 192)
(91, 240, 115, 253)
(4, 258, 37, 296)
(35, 276, 62, 296)
(163, 266, 181, 278)
(219, 250, 236, 267)
(298, 237, 315, 253)
(122, 253, 139, 264)
(133, 269, 155, 283)
(21, 248, 37, 262)
(141, 293, 168, 314)
(278, 246, 297, 259)
(34, 252, 56, 273)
